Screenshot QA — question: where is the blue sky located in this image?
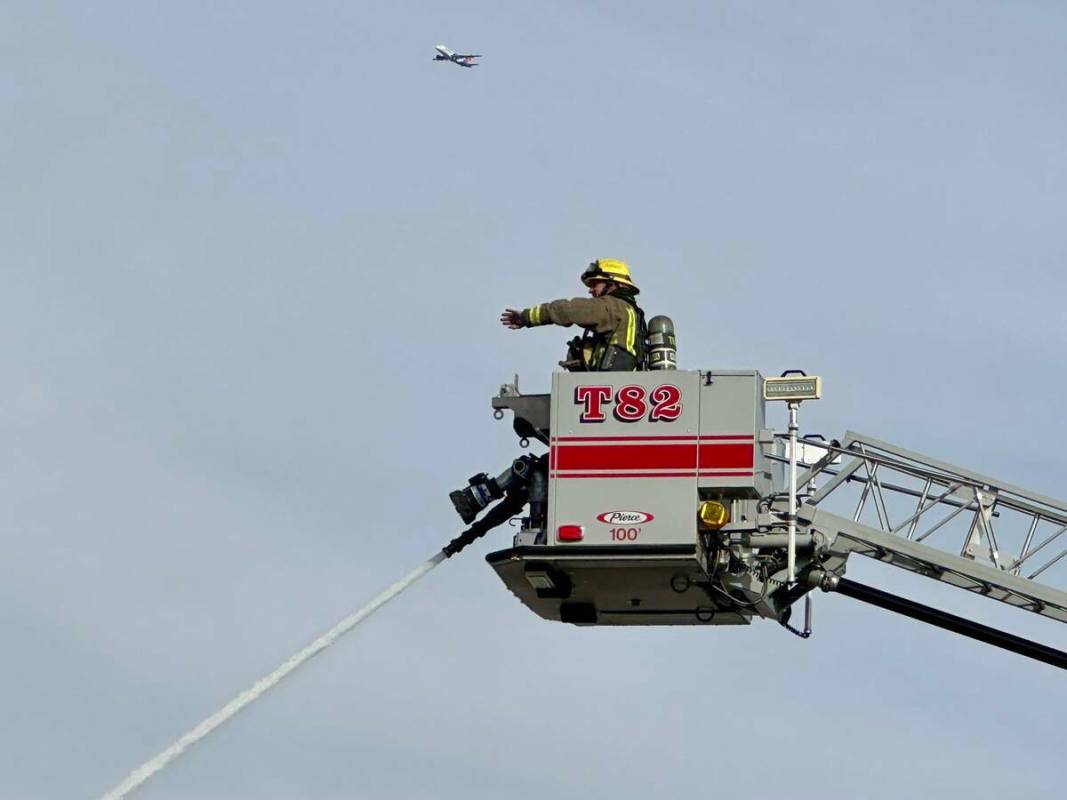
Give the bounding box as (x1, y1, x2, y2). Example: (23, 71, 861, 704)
(3, 2, 1066, 798)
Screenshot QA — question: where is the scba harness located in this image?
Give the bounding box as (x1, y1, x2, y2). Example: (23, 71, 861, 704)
(563, 291, 648, 372)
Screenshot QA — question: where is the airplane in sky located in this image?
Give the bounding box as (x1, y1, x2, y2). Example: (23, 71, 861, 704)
(434, 45, 480, 68)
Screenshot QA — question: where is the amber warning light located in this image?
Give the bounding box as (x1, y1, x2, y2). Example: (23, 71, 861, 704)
(698, 501, 731, 531)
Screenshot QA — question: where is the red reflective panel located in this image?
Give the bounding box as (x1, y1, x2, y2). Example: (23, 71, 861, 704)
(557, 525, 584, 542)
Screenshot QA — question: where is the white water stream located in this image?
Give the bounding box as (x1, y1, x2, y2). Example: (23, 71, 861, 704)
(99, 551, 447, 799)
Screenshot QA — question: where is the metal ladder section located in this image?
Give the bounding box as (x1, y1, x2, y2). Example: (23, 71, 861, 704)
(790, 432, 1067, 625)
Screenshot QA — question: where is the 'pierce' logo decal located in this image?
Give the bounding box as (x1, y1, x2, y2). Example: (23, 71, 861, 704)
(596, 510, 654, 525)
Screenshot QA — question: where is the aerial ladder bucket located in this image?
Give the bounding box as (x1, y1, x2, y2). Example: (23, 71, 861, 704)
(465, 369, 1067, 667)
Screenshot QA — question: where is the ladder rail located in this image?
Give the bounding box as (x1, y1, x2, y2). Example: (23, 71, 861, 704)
(774, 431, 1067, 623)
(800, 507, 1067, 624)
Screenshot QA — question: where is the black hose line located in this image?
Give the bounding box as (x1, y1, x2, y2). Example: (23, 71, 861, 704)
(835, 578, 1067, 671)
(442, 489, 529, 558)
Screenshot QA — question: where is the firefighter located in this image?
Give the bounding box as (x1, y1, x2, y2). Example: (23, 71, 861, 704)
(500, 259, 647, 371)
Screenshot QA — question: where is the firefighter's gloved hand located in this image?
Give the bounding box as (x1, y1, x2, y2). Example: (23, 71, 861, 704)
(500, 308, 525, 329)
(558, 336, 585, 371)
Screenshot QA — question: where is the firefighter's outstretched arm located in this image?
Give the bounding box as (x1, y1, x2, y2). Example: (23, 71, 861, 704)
(500, 298, 615, 333)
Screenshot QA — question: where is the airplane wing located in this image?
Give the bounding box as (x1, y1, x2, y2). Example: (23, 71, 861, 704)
(455, 54, 481, 59)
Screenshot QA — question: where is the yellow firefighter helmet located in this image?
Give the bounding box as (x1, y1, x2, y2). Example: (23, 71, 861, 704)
(581, 259, 639, 294)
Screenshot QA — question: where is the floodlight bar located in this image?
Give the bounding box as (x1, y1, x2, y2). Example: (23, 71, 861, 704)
(764, 376, 822, 402)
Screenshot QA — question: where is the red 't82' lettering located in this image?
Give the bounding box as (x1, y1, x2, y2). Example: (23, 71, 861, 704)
(574, 383, 684, 423)
(649, 384, 683, 421)
(575, 385, 612, 422)
(613, 385, 647, 422)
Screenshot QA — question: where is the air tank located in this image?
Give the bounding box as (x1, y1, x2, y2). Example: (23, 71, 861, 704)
(646, 315, 677, 370)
